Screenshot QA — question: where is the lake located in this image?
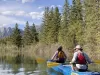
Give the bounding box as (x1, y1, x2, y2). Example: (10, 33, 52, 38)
(0, 54, 100, 75)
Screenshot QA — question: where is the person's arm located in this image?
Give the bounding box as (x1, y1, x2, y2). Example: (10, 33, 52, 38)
(84, 53, 93, 64)
(51, 51, 58, 60)
(70, 52, 78, 71)
(70, 52, 78, 64)
(63, 51, 67, 59)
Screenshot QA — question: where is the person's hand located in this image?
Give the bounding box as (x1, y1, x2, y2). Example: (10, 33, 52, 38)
(50, 59, 54, 62)
(89, 61, 94, 64)
(70, 62, 73, 64)
(91, 62, 94, 64)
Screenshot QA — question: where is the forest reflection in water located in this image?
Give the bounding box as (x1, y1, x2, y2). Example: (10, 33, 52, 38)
(0, 54, 48, 75)
(0, 54, 100, 75)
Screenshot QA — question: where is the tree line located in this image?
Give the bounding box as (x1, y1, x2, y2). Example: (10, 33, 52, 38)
(0, 0, 100, 51)
(40, 0, 100, 51)
(0, 21, 39, 48)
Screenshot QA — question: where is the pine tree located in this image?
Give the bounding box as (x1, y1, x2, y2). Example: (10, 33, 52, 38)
(11, 23, 22, 48)
(68, 0, 84, 47)
(95, 0, 100, 52)
(23, 21, 32, 45)
(40, 7, 50, 44)
(58, 0, 71, 48)
(30, 23, 39, 43)
(44, 7, 54, 44)
(84, 0, 100, 51)
(53, 7, 61, 43)
(47, 7, 60, 44)
(40, 7, 60, 44)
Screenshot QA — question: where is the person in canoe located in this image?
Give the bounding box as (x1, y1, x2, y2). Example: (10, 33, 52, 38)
(70, 45, 93, 72)
(51, 46, 67, 63)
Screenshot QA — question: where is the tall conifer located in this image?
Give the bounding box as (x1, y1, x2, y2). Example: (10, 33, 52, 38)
(23, 21, 32, 45)
(11, 23, 22, 48)
(30, 23, 39, 43)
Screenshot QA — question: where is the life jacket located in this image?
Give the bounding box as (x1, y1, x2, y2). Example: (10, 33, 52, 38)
(77, 52, 86, 64)
(57, 51, 65, 59)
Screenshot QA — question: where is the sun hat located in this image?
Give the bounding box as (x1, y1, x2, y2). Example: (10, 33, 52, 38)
(75, 45, 82, 49)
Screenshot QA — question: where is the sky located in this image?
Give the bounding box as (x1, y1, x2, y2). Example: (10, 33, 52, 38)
(0, 0, 72, 29)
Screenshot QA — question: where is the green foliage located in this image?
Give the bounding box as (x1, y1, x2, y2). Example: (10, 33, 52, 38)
(1, 0, 100, 54)
(30, 23, 39, 43)
(23, 21, 39, 45)
(11, 23, 22, 48)
(40, 7, 61, 44)
(47, 7, 60, 44)
(53, 7, 61, 42)
(58, 0, 70, 48)
(23, 21, 32, 45)
(40, 7, 50, 44)
(46, 7, 55, 44)
(68, 0, 84, 47)
(84, 0, 100, 51)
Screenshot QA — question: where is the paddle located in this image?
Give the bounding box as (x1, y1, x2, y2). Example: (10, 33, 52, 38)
(94, 60, 100, 64)
(47, 60, 100, 68)
(47, 62, 60, 67)
(36, 58, 63, 67)
(36, 58, 46, 64)
(36, 58, 100, 67)
(47, 61, 70, 67)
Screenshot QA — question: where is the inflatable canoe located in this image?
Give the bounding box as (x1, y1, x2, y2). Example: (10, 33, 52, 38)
(47, 61, 100, 75)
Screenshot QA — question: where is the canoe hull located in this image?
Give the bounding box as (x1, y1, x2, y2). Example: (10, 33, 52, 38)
(48, 64, 100, 75)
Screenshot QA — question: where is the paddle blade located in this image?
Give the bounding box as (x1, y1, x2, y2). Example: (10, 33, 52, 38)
(47, 62, 60, 67)
(36, 58, 46, 64)
(94, 60, 100, 64)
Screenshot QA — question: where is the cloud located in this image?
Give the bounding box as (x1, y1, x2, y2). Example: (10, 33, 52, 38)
(38, 6, 44, 9)
(16, 0, 35, 3)
(15, 11, 29, 16)
(29, 11, 44, 19)
(57, 5, 62, 8)
(0, 10, 44, 20)
(22, 0, 35, 3)
(0, 11, 14, 15)
(50, 5, 62, 8)
(0, 15, 25, 27)
(0, 10, 28, 17)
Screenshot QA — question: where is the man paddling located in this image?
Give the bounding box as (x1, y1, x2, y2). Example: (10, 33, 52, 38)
(70, 45, 93, 72)
(51, 46, 67, 63)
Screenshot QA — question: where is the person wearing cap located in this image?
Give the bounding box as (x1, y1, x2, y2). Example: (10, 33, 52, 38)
(51, 46, 67, 63)
(70, 45, 93, 72)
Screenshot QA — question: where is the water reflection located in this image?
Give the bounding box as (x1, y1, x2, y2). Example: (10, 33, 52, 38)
(0, 54, 48, 75)
(0, 54, 100, 75)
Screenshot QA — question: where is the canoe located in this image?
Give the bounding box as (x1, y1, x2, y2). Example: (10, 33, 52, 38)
(47, 61, 100, 75)
(52, 65, 100, 75)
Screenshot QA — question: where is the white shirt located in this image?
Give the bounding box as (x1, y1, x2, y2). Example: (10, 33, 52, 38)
(71, 50, 92, 69)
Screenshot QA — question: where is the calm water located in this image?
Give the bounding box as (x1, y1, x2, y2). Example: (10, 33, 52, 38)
(0, 54, 100, 75)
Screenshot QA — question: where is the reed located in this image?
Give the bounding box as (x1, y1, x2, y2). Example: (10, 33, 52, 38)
(0, 43, 100, 61)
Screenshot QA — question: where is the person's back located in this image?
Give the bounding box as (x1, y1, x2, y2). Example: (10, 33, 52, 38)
(56, 50, 66, 63)
(77, 51, 86, 64)
(57, 51, 65, 59)
(74, 51, 90, 71)
(70, 45, 93, 72)
(51, 46, 67, 63)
